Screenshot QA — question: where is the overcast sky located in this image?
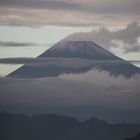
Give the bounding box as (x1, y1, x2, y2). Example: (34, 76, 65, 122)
(0, 0, 140, 76)
(0, 0, 140, 27)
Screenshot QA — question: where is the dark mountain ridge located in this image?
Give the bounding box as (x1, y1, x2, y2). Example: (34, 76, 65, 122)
(125, 132, 140, 140)
(0, 112, 140, 140)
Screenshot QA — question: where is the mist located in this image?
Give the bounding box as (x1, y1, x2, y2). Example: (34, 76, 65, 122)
(0, 69, 140, 123)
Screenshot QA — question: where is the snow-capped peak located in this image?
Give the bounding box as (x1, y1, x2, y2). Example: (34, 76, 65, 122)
(39, 41, 120, 60)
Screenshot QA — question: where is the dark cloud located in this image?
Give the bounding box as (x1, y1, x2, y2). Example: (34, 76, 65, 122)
(65, 22, 140, 53)
(0, 57, 36, 64)
(0, 41, 38, 47)
(0, 0, 139, 15)
(0, 0, 140, 27)
(0, 69, 140, 123)
(0, 57, 61, 65)
(0, 57, 124, 65)
(130, 60, 140, 63)
(0, 0, 80, 12)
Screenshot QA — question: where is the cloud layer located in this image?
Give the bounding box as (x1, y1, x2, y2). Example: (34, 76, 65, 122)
(65, 22, 140, 53)
(0, 0, 140, 27)
(0, 69, 140, 123)
(0, 41, 37, 47)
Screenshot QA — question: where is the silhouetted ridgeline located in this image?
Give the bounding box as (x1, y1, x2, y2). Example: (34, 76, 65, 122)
(0, 112, 140, 140)
(125, 132, 140, 140)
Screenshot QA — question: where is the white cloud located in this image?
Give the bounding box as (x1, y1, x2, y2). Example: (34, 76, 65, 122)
(65, 22, 140, 53)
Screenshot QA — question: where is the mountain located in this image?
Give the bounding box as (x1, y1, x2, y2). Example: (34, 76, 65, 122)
(39, 41, 120, 60)
(1, 112, 140, 140)
(8, 41, 140, 78)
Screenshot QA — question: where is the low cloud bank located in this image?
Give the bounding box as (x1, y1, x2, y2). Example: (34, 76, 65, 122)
(0, 69, 140, 123)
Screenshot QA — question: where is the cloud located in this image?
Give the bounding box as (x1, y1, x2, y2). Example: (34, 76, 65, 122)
(0, 69, 140, 123)
(0, 41, 38, 47)
(0, 57, 124, 64)
(0, 57, 36, 64)
(0, 0, 140, 15)
(65, 22, 140, 53)
(0, 0, 83, 13)
(130, 60, 140, 63)
(0, 0, 140, 27)
(0, 57, 61, 65)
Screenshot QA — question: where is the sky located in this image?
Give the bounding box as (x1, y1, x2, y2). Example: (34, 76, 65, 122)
(0, 0, 140, 76)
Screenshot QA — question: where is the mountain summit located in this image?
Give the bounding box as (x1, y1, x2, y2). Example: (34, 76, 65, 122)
(39, 41, 120, 60)
(8, 41, 140, 78)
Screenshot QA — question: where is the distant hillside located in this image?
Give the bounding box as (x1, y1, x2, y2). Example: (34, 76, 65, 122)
(0, 112, 140, 140)
(125, 132, 140, 140)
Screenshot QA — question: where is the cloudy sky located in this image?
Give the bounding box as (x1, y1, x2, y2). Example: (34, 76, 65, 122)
(0, 0, 140, 76)
(0, 0, 140, 27)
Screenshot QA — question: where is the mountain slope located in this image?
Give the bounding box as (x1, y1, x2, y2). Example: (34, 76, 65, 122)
(8, 41, 140, 78)
(39, 41, 120, 60)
